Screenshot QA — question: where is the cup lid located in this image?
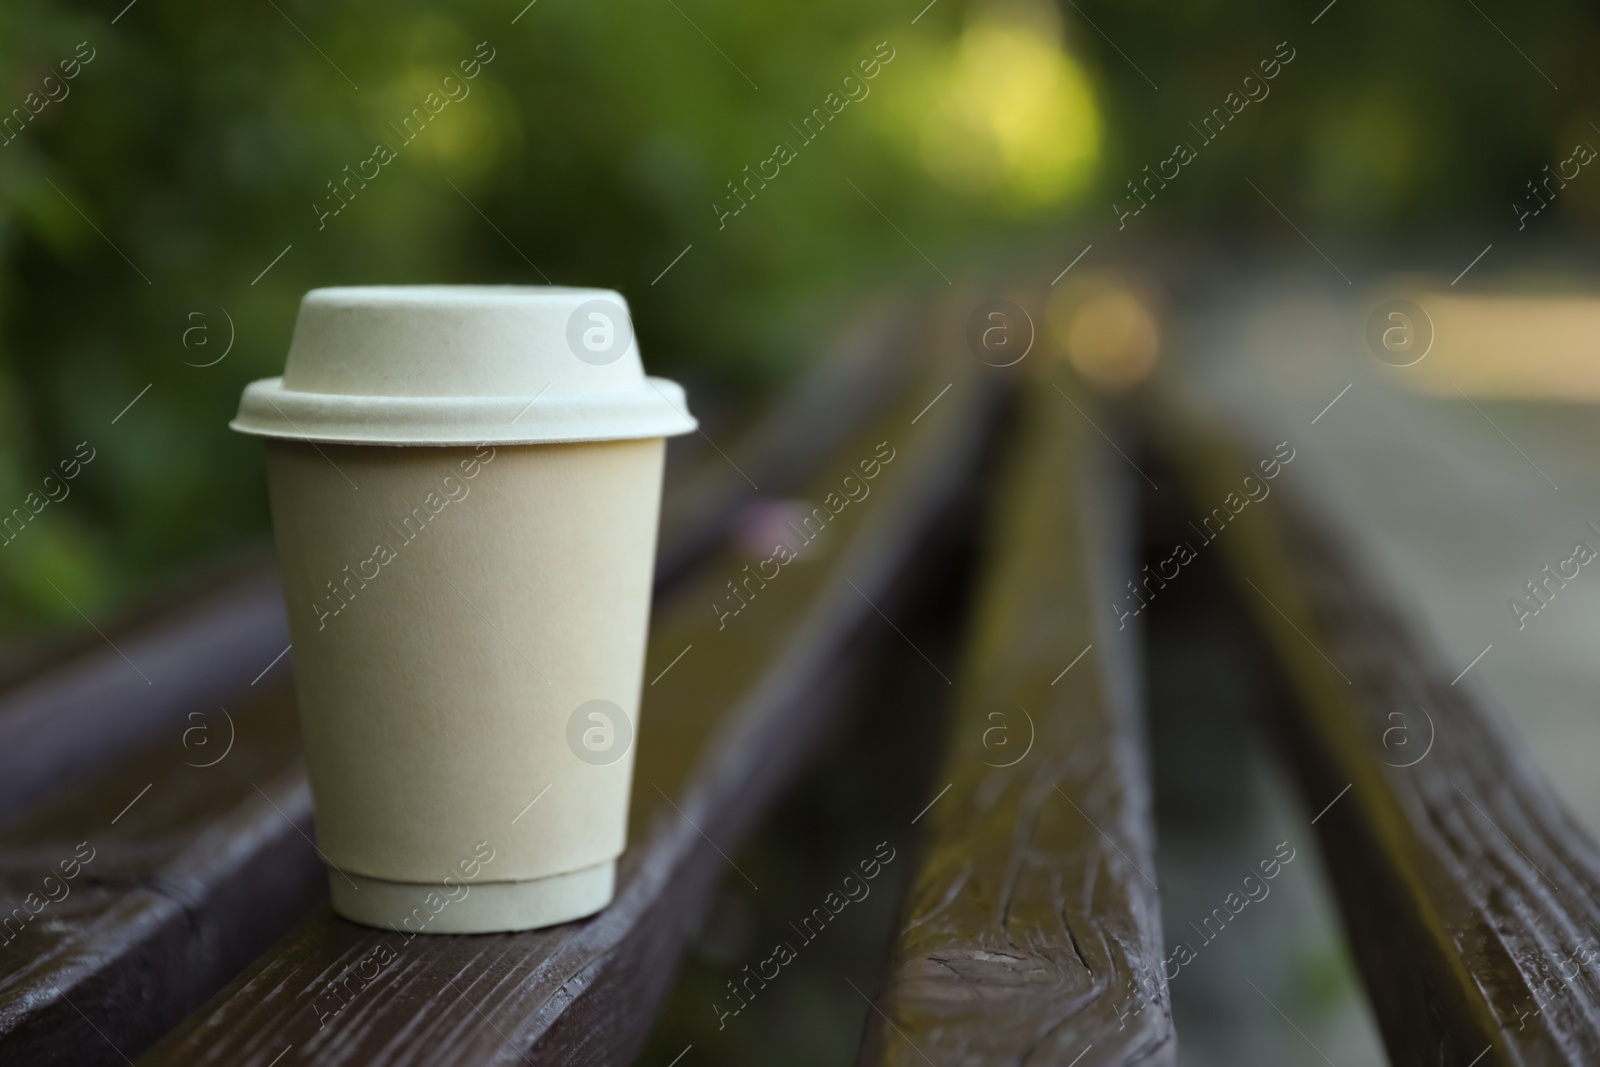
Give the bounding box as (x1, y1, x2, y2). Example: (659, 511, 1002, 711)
(230, 285, 697, 446)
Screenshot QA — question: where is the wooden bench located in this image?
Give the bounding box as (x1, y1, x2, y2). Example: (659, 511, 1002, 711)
(6, 280, 1599, 1067)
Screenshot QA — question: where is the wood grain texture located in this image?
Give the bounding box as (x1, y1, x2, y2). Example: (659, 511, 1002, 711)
(858, 378, 1175, 1067)
(0, 681, 321, 1067)
(134, 341, 999, 1067)
(1144, 397, 1600, 1066)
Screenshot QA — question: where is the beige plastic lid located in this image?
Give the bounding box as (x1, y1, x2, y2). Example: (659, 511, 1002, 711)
(230, 285, 697, 446)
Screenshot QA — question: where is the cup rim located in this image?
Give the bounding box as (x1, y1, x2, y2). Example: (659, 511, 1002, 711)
(230, 375, 697, 446)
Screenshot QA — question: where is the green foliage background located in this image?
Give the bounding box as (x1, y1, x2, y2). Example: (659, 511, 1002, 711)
(1, 0, 1595, 630)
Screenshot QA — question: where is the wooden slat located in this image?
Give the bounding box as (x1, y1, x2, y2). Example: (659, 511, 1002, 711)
(858, 376, 1174, 1065)
(1144, 396, 1600, 1065)
(0, 563, 316, 1067)
(0, 677, 320, 1067)
(132, 324, 998, 1066)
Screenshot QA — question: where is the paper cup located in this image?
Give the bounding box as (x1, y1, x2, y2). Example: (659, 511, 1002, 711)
(231, 286, 696, 932)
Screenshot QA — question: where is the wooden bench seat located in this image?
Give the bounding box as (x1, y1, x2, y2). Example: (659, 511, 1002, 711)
(13, 277, 1591, 1066)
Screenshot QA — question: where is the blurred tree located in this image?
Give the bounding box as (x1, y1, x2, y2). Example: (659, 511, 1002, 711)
(1073, 0, 1599, 235)
(0, 0, 1594, 629)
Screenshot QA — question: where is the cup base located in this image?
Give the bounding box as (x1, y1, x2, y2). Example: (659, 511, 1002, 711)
(329, 860, 616, 934)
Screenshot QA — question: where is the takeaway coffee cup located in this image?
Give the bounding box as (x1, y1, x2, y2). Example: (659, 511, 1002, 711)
(231, 286, 695, 933)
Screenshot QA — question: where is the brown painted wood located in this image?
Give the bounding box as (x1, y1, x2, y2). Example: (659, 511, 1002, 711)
(130, 334, 998, 1066)
(858, 377, 1175, 1066)
(0, 679, 322, 1067)
(1142, 396, 1600, 1066)
(0, 557, 313, 1067)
